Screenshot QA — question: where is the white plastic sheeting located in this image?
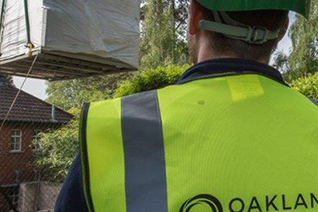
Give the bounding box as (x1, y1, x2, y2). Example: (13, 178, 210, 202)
(0, 0, 140, 77)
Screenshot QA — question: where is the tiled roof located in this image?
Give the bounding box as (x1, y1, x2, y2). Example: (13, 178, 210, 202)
(0, 83, 72, 124)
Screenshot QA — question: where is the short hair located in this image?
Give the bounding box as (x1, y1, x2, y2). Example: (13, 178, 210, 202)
(201, 8, 289, 61)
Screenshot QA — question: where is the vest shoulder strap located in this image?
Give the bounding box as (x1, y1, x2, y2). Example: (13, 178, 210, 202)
(310, 98, 318, 107)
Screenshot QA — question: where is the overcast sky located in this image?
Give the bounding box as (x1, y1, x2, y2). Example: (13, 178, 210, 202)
(13, 13, 295, 101)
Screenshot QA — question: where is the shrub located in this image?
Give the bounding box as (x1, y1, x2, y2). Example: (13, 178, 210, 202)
(290, 73, 318, 100)
(33, 109, 80, 183)
(114, 64, 190, 98)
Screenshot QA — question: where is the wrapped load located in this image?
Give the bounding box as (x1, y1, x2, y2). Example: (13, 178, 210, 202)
(0, 0, 140, 80)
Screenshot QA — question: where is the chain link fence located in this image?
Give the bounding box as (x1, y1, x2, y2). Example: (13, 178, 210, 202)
(0, 76, 74, 212)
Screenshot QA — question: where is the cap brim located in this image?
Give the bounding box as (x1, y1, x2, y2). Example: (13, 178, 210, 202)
(197, 0, 310, 18)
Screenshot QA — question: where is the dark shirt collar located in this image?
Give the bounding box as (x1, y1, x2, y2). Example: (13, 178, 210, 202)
(178, 58, 288, 86)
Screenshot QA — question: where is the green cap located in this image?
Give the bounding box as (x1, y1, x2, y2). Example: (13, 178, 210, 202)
(197, 0, 311, 18)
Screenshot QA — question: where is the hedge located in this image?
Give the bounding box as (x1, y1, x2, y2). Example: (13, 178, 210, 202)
(114, 64, 190, 98)
(290, 73, 318, 100)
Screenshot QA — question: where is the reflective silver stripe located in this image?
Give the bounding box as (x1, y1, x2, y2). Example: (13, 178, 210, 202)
(310, 98, 318, 107)
(121, 90, 168, 212)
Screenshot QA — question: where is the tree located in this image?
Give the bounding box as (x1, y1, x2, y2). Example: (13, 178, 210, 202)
(273, 51, 290, 75)
(46, 73, 131, 110)
(33, 108, 80, 182)
(140, 0, 190, 69)
(276, 1, 318, 81)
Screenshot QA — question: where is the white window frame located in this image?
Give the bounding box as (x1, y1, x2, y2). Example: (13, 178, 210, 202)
(32, 130, 41, 151)
(10, 130, 22, 152)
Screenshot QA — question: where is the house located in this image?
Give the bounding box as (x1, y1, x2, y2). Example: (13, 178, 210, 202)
(0, 77, 72, 211)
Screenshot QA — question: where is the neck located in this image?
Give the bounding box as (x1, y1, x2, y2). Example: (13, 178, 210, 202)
(196, 43, 270, 65)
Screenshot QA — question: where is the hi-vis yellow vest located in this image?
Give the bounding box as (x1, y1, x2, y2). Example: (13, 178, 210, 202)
(80, 74, 318, 212)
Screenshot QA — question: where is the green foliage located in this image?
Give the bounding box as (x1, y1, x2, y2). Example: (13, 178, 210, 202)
(33, 109, 80, 183)
(140, 0, 190, 69)
(279, 1, 318, 81)
(273, 51, 290, 75)
(46, 73, 130, 110)
(114, 64, 190, 98)
(290, 72, 318, 100)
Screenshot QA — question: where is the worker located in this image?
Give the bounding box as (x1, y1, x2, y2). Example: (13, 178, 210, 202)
(55, 0, 318, 211)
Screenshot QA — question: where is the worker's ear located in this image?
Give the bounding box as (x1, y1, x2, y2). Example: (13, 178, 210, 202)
(189, 0, 204, 36)
(277, 16, 289, 42)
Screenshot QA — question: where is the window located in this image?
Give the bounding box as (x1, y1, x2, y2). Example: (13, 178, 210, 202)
(10, 130, 22, 152)
(32, 130, 41, 151)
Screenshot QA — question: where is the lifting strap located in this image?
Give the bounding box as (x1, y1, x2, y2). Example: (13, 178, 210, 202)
(0, 0, 6, 56)
(0, 0, 5, 34)
(23, 0, 34, 49)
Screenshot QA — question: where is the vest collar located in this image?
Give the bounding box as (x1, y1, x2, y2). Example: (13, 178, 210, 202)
(178, 58, 288, 86)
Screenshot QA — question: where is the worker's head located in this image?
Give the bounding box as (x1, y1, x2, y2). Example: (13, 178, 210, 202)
(187, 0, 310, 64)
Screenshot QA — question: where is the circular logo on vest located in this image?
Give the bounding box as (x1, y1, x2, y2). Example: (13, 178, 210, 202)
(180, 194, 223, 212)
